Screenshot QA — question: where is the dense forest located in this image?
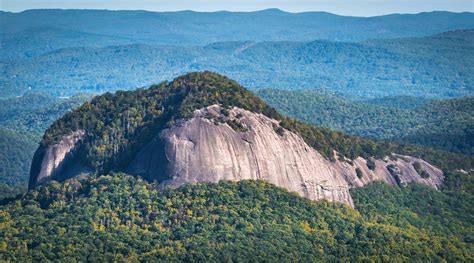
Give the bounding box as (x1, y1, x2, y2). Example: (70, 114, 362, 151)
(363, 95, 433, 109)
(257, 89, 474, 155)
(1, 174, 472, 261)
(0, 129, 36, 196)
(0, 93, 91, 135)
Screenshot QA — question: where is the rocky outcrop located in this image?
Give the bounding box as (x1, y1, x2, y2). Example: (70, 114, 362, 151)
(332, 155, 443, 190)
(28, 130, 91, 189)
(128, 105, 444, 207)
(158, 105, 354, 205)
(29, 105, 444, 206)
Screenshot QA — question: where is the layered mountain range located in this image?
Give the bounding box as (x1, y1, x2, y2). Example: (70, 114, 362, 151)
(3, 29, 473, 99)
(29, 72, 445, 207)
(3, 9, 474, 52)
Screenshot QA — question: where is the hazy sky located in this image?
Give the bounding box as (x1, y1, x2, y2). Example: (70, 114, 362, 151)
(1, 0, 473, 16)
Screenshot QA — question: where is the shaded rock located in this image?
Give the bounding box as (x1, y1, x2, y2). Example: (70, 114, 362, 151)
(28, 130, 91, 189)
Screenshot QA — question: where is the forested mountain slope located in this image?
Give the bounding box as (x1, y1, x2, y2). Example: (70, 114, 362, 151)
(0, 129, 36, 187)
(363, 96, 433, 109)
(0, 69, 472, 261)
(2, 30, 473, 98)
(257, 89, 474, 155)
(0, 93, 90, 134)
(1, 175, 472, 261)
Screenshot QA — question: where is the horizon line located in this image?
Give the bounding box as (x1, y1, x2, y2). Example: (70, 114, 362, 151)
(1, 8, 473, 18)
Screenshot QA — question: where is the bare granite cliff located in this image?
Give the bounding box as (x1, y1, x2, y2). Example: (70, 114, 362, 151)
(29, 130, 91, 189)
(30, 105, 444, 206)
(158, 105, 355, 205)
(128, 105, 444, 207)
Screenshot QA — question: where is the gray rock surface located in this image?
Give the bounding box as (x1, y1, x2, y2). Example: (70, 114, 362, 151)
(31, 105, 444, 207)
(29, 130, 91, 188)
(149, 105, 443, 207)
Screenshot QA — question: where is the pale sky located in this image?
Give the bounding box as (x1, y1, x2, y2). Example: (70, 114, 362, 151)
(1, 0, 473, 16)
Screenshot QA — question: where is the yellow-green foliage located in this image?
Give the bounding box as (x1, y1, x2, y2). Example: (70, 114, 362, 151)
(1, 174, 472, 261)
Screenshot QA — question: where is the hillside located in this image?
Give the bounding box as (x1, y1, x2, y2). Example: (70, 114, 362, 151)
(2, 10, 473, 59)
(2, 30, 473, 98)
(363, 96, 433, 109)
(0, 129, 36, 188)
(0, 93, 91, 134)
(1, 174, 472, 261)
(0, 94, 89, 198)
(257, 89, 474, 155)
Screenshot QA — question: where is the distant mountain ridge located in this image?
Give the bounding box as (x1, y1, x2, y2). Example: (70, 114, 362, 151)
(2, 30, 473, 98)
(1, 9, 473, 57)
(0, 93, 91, 134)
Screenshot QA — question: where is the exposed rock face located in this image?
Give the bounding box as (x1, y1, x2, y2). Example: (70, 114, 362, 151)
(28, 130, 91, 189)
(158, 105, 355, 205)
(128, 105, 444, 207)
(332, 155, 443, 191)
(30, 105, 444, 207)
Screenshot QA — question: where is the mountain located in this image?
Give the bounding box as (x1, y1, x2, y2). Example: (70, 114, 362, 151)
(2, 8, 473, 261)
(1, 175, 472, 261)
(29, 72, 473, 208)
(2, 9, 473, 58)
(3, 30, 473, 98)
(3, 72, 473, 261)
(257, 89, 474, 155)
(0, 27, 138, 60)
